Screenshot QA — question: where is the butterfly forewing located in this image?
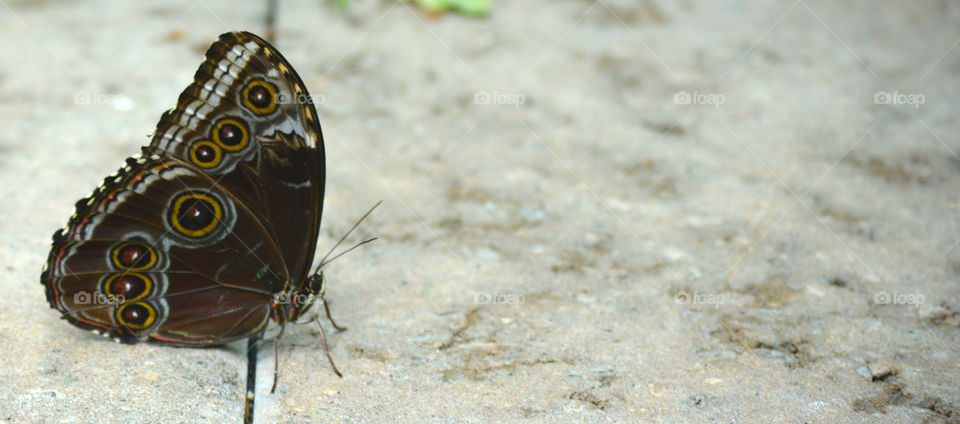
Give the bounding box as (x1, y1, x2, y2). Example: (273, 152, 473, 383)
(146, 31, 325, 286)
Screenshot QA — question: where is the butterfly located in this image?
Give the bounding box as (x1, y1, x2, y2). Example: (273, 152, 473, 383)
(40, 32, 333, 357)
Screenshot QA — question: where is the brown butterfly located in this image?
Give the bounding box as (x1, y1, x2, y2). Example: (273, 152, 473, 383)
(41, 31, 336, 361)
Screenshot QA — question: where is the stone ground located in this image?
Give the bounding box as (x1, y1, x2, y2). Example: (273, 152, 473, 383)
(1, 1, 959, 423)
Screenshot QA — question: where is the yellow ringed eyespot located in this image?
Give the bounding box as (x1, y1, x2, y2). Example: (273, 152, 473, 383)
(110, 242, 157, 271)
(242, 79, 278, 115)
(115, 302, 156, 330)
(189, 140, 222, 168)
(211, 118, 249, 151)
(101, 272, 152, 303)
(168, 192, 223, 238)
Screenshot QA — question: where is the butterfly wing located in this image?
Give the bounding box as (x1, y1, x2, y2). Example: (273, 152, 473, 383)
(146, 31, 324, 287)
(42, 155, 290, 345)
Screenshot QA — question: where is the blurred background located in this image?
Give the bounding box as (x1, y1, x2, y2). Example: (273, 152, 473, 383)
(1, 1, 959, 422)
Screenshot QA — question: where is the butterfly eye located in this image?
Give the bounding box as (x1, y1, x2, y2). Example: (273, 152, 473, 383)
(101, 273, 152, 303)
(212, 118, 249, 151)
(242, 79, 279, 115)
(168, 192, 224, 238)
(189, 140, 222, 168)
(115, 302, 156, 330)
(110, 242, 157, 271)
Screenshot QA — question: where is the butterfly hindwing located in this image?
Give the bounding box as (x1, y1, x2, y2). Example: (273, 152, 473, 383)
(42, 155, 289, 344)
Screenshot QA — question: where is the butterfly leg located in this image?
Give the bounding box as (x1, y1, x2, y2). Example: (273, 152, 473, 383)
(319, 279, 347, 332)
(314, 315, 343, 377)
(270, 324, 285, 393)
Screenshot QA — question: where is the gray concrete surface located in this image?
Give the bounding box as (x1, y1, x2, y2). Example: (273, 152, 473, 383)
(1, 1, 959, 422)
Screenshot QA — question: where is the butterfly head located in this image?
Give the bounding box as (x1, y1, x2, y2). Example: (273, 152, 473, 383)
(272, 271, 326, 324)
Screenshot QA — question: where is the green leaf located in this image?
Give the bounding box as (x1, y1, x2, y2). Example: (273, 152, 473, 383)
(444, 0, 490, 17)
(410, 0, 491, 17)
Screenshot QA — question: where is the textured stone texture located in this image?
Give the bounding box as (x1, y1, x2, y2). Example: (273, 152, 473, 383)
(1, 1, 958, 422)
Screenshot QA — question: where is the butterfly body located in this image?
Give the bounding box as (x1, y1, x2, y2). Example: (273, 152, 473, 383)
(41, 31, 325, 346)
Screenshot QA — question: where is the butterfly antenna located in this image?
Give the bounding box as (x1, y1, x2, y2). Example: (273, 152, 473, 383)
(313, 201, 382, 273)
(319, 237, 377, 270)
